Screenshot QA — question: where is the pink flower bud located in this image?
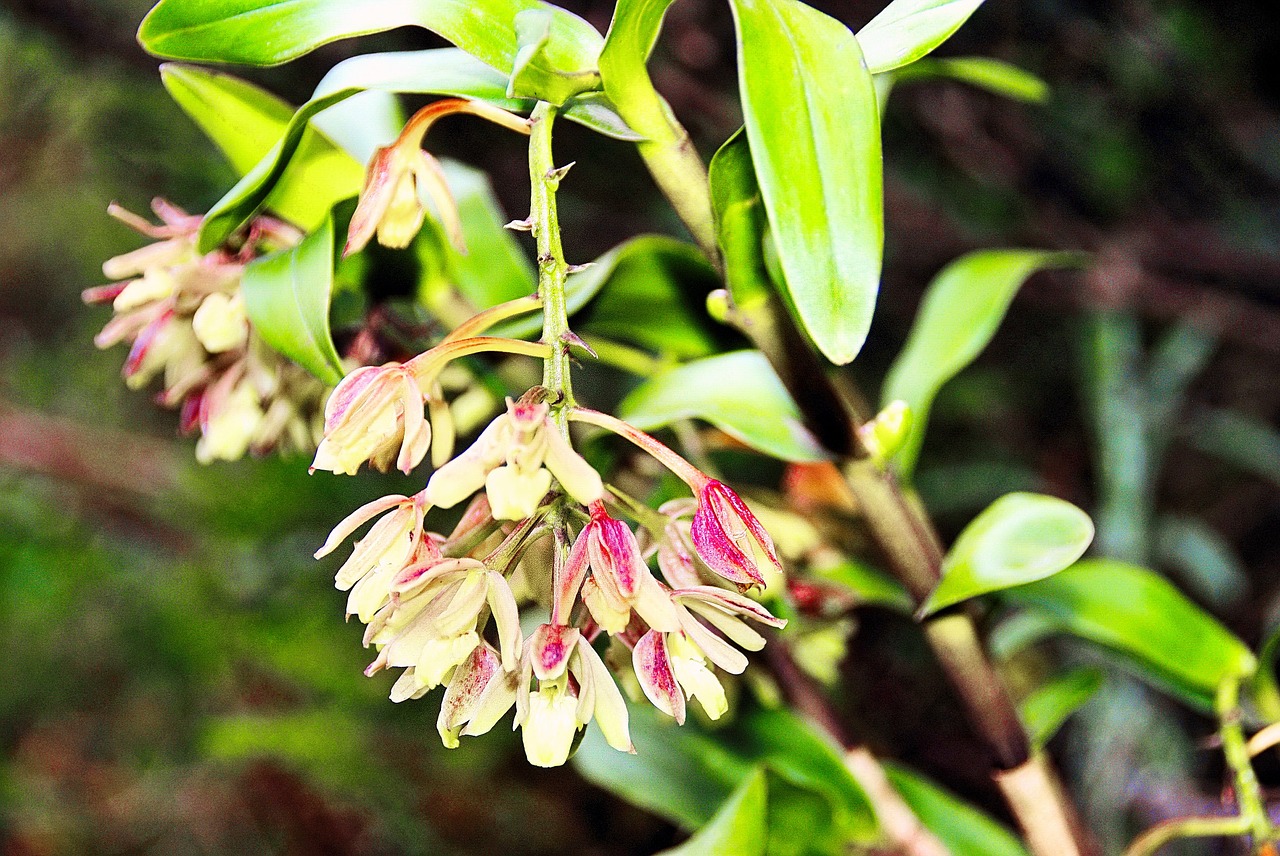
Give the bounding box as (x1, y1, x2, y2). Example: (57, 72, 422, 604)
(690, 480, 782, 590)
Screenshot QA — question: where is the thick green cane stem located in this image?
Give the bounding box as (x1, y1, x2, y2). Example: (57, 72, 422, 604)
(528, 101, 574, 427)
(625, 88, 1095, 856)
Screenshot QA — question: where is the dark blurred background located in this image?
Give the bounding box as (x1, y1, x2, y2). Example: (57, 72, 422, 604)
(2, 0, 1279, 853)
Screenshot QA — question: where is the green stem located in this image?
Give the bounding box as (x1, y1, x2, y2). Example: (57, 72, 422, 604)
(1217, 679, 1273, 847)
(619, 69, 1094, 856)
(528, 101, 574, 426)
(1123, 816, 1250, 856)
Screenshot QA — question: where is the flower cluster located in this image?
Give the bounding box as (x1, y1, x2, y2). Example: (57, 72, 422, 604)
(314, 372, 787, 767)
(85, 200, 329, 462)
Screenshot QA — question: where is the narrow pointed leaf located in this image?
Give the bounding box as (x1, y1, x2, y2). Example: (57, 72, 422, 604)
(893, 56, 1049, 103)
(1005, 559, 1258, 710)
(884, 763, 1030, 856)
(139, 0, 603, 104)
(921, 492, 1094, 616)
(856, 0, 986, 74)
(193, 50, 521, 252)
(729, 0, 883, 365)
(493, 236, 719, 359)
(241, 214, 345, 385)
(1020, 667, 1103, 748)
(160, 64, 293, 174)
(882, 249, 1085, 477)
(658, 768, 768, 856)
(427, 160, 536, 310)
(709, 130, 772, 312)
(620, 351, 827, 462)
(162, 65, 363, 237)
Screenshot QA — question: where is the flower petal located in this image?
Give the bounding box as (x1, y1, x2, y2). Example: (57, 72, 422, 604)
(677, 609, 748, 675)
(543, 426, 603, 505)
(577, 637, 633, 753)
(314, 494, 410, 559)
(487, 572, 525, 673)
(633, 630, 686, 724)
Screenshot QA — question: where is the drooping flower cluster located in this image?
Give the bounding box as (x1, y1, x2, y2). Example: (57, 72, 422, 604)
(313, 366, 787, 767)
(85, 200, 329, 462)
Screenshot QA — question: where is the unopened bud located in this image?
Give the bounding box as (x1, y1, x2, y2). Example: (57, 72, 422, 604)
(192, 292, 248, 353)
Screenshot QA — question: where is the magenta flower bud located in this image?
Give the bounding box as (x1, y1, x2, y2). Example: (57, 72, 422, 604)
(530, 623, 580, 681)
(689, 480, 782, 590)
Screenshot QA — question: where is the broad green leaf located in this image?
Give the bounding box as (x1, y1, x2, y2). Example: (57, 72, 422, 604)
(882, 249, 1084, 476)
(921, 492, 1094, 616)
(427, 160, 536, 311)
(574, 238, 720, 359)
(193, 50, 521, 252)
(576, 704, 874, 847)
(1005, 559, 1258, 710)
(884, 763, 1030, 856)
(660, 768, 768, 856)
(709, 130, 772, 312)
(729, 0, 883, 365)
(139, 0, 604, 104)
(727, 708, 877, 843)
(620, 351, 827, 462)
(162, 65, 363, 237)
(160, 64, 292, 175)
(809, 558, 913, 613)
(893, 56, 1049, 103)
(574, 703, 753, 829)
(493, 236, 718, 358)
(856, 0, 986, 74)
(241, 214, 345, 385)
(1020, 667, 1103, 748)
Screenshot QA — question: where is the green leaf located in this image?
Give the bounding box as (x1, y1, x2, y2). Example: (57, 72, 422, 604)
(921, 492, 1094, 616)
(709, 130, 772, 312)
(493, 236, 718, 358)
(881, 249, 1084, 477)
(1249, 623, 1280, 722)
(574, 237, 720, 359)
(620, 351, 827, 462)
(856, 0, 986, 74)
(1154, 515, 1247, 609)
(809, 558, 913, 613)
(884, 763, 1030, 856)
(574, 703, 753, 829)
(575, 704, 874, 847)
(430, 159, 536, 311)
(893, 56, 1049, 103)
(139, 0, 603, 104)
(1183, 407, 1280, 488)
(729, 0, 883, 365)
(660, 768, 768, 856)
(160, 64, 292, 175)
(241, 214, 345, 385)
(1020, 667, 1103, 748)
(728, 708, 877, 844)
(193, 50, 521, 252)
(163, 65, 364, 237)
(1005, 559, 1258, 710)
